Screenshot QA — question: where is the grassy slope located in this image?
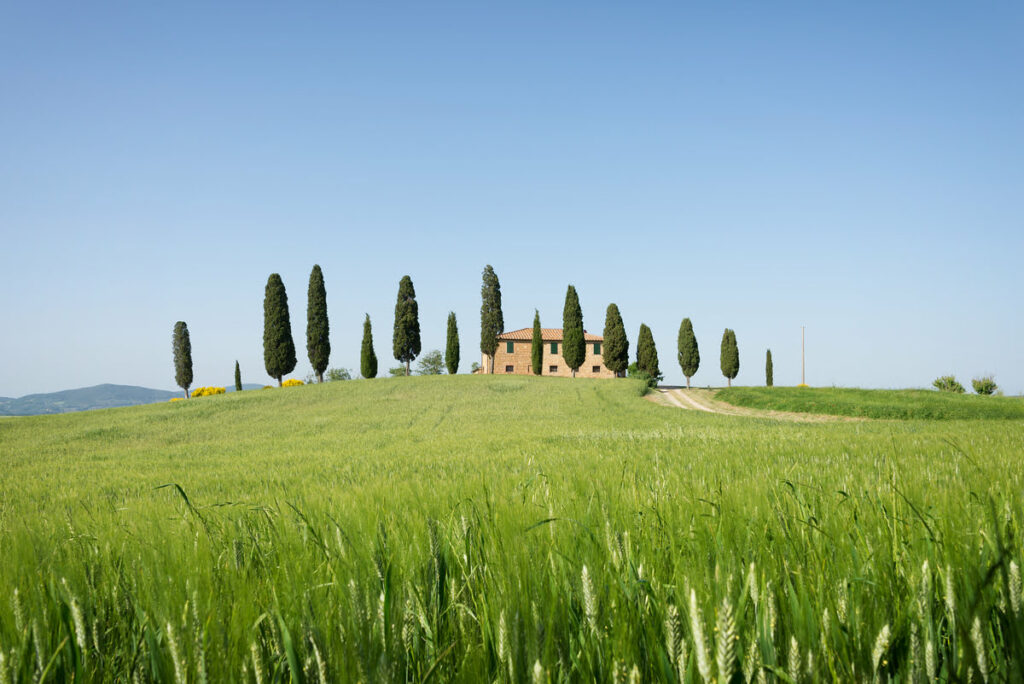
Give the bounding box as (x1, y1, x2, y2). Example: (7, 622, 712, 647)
(716, 385, 1024, 420)
(1, 376, 1023, 681)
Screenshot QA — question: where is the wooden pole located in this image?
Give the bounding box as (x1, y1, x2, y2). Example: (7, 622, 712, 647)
(801, 326, 805, 385)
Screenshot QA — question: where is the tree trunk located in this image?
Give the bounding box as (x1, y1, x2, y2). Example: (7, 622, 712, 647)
(317, 372, 324, 383)
(686, 376, 691, 389)
(406, 360, 410, 376)
(727, 377, 731, 387)
(489, 354, 495, 374)
(184, 388, 190, 399)
(277, 376, 283, 387)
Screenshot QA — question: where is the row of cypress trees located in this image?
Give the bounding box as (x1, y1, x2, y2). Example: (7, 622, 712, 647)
(174, 263, 772, 396)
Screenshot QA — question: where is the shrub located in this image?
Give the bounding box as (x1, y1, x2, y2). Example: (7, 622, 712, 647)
(169, 397, 184, 402)
(933, 376, 965, 393)
(972, 375, 998, 395)
(282, 378, 304, 387)
(416, 350, 445, 375)
(326, 368, 353, 382)
(627, 362, 659, 389)
(261, 385, 274, 390)
(190, 386, 226, 398)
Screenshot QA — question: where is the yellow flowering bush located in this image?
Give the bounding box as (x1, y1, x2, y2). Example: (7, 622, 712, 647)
(796, 383, 810, 388)
(282, 378, 304, 387)
(190, 386, 226, 398)
(169, 397, 184, 402)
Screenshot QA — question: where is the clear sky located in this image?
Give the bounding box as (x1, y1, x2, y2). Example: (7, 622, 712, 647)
(1, 2, 1021, 397)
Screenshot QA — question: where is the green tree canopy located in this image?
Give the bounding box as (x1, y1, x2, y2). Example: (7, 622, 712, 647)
(562, 285, 585, 376)
(446, 312, 460, 375)
(636, 323, 661, 382)
(531, 310, 543, 375)
(234, 360, 242, 392)
(263, 273, 297, 386)
(765, 349, 773, 387)
(172, 321, 193, 399)
(306, 264, 330, 383)
(417, 350, 445, 375)
(361, 314, 378, 379)
(677, 318, 700, 388)
(393, 275, 421, 376)
(480, 265, 504, 373)
(326, 368, 352, 381)
(602, 303, 629, 375)
(720, 328, 740, 386)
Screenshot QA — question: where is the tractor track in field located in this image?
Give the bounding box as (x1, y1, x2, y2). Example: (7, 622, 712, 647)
(650, 388, 864, 423)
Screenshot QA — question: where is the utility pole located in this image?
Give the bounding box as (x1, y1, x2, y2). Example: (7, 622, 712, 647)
(801, 325, 806, 385)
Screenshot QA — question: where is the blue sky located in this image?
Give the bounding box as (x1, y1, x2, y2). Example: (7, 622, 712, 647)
(1, 2, 1021, 397)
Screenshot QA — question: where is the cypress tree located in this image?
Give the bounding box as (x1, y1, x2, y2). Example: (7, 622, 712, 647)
(306, 264, 330, 383)
(234, 360, 242, 392)
(602, 303, 629, 376)
(172, 321, 193, 399)
(765, 349, 773, 387)
(445, 312, 460, 375)
(480, 265, 504, 373)
(677, 318, 700, 389)
(720, 328, 740, 387)
(263, 273, 297, 386)
(531, 310, 543, 375)
(562, 285, 585, 377)
(393, 275, 421, 376)
(636, 323, 661, 380)
(361, 314, 378, 379)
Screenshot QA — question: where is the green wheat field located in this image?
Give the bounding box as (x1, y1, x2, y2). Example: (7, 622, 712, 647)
(1, 376, 1023, 682)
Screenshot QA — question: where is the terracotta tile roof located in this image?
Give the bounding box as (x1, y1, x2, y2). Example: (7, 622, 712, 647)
(497, 327, 602, 342)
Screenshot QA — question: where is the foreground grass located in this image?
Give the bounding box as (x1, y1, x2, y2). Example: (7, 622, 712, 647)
(0, 375, 1023, 681)
(717, 386, 1024, 420)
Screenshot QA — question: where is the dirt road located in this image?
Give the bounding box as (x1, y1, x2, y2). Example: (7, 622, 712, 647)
(649, 387, 862, 423)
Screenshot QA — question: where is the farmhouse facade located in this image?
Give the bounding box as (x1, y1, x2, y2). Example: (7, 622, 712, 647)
(480, 328, 617, 378)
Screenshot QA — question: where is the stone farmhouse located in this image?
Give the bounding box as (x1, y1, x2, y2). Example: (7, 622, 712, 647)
(479, 328, 617, 378)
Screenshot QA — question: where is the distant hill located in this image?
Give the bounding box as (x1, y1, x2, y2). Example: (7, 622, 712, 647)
(0, 384, 181, 416)
(0, 383, 272, 416)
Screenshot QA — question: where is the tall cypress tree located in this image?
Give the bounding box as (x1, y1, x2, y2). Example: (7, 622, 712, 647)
(361, 314, 378, 379)
(765, 349, 773, 387)
(234, 360, 242, 392)
(636, 323, 660, 381)
(264, 273, 297, 386)
(306, 264, 330, 383)
(393, 275, 421, 376)
(480, 265, 504, 373)
(531, 310, 543, 375)
(445, 312, 460, 375)
(562, 285, 585, 377)
(677, 318, 700, 389)
(602, 303, 629, 376)
(720, 328, 740, 387)
(172, 321, 193, 399)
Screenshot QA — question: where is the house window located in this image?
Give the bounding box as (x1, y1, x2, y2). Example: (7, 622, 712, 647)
(593, 342, 601, 355)
(505, 365, 514, 373)
(550, 342, 558, 354)
(592, 366, 601, 373)
(506, 341, 514, 353)
(549, 365, 557, 373)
